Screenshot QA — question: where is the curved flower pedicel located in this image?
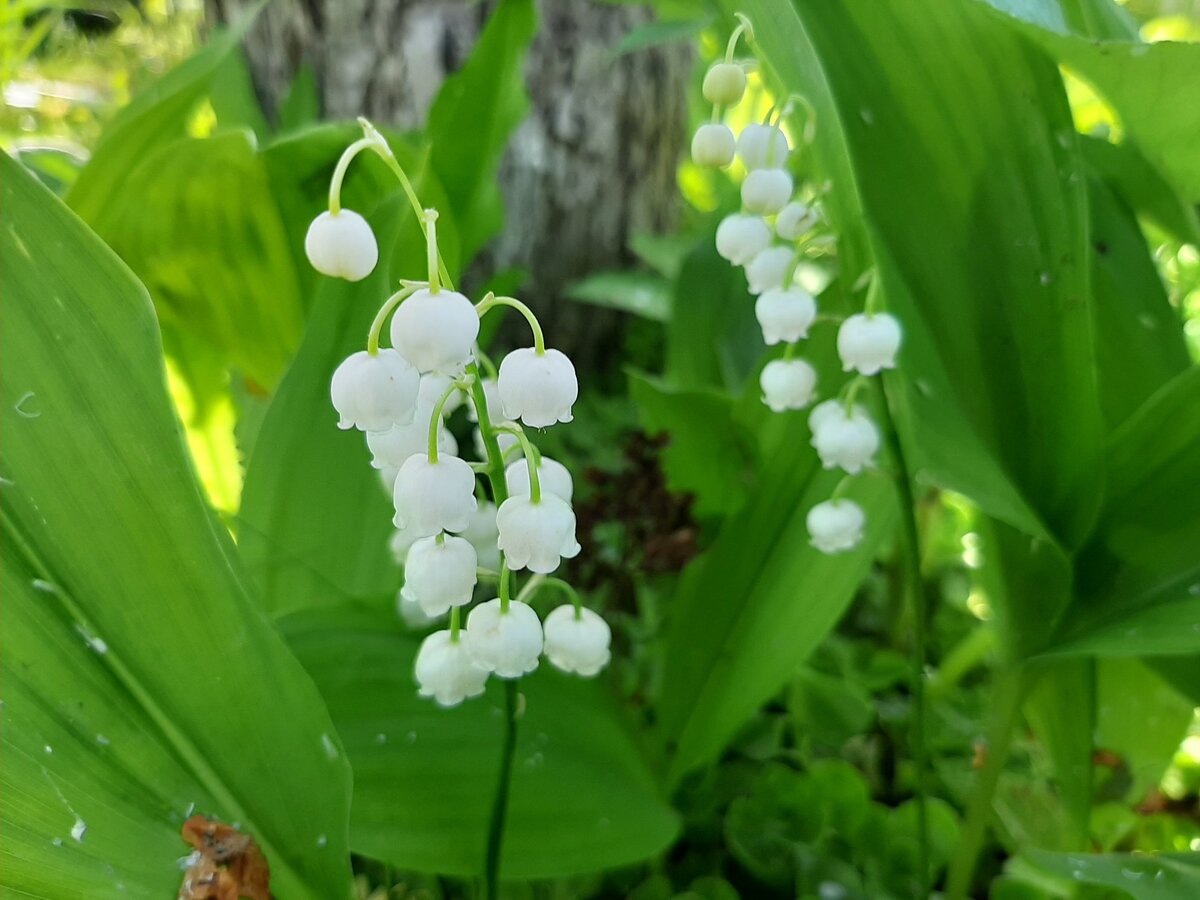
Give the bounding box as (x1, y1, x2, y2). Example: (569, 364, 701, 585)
(309, 118, 611, 716)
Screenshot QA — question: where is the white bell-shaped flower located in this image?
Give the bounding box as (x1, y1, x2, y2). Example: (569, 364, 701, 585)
(378, 465, 401, 496)
(702, 62, 746, 106)
(760, 358, 817, 412)
(397, 589, 442, 629)
(807, 499, 866, 554)
(776, 201, 817, 240)
(389, 288, 480, 374)
(330, 349, 420, 433)
(414, 631, 489, 706)
(497, 347, 578, 428)
(466, 377, 501, 423)
(496, 494, 581, 574)
(756, 287, 817, 345)
(401, 535, 478, 616)
(808, 400, 880, 474)
(837, 312, 902, 375)
(691, 123, 736, 168)
(367, 419, 457, 470)
(419, 372, 465, 416)
(472, 426, 519, 463)
(737, 123, 789, 170)
(741, 168, 793, 216)
(390, 525, 420, 565)
(542, 605, 611, 677)
(716, 214, 771, 266)
(392, 453, 478, 537)
(462, 502, 501, 572)
(505, 456, 573, 502)
(464, 598, 543, 678)
(745, 246, 794, 295)
(304, 209, 378, 281)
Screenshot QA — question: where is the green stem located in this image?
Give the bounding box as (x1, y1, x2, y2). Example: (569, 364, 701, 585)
(945, 667, 1027, 900)
(725, 14, 752, 62)
(427, 380, 461, 462)
(449, 605, 461, 642)
(495, 425, 542, 503)
(484, 680, 520, 900)
(423, 209, 441, 294)
(877, 371, 930, 894)
(366, 284, 422, 355)
(517, 576, 581, 613)
(475, 293, 546, 354)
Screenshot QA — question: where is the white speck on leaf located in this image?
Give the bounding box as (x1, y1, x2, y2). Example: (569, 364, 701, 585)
(316, 834, 327, 848)
(32, 579, 57, 594)
(14, 392, 40, 419)
(71, 817, 87, 842)
(43, 744, 53, 754)
(320, 733, 338, 760)
(51, 837, 63, 847)
(96, 734, 110, 746)
(374, 733, 387, 745)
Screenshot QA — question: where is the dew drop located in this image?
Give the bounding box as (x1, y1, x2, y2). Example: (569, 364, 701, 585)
(320, 733, 338, 760)
(1039, 272, 1053, 286)
(96, 734, 110, 746)
(14, 392, 41, 419)
(32, 579, 57, 594)
(374, 733, 388, 745)
(51, 837, 63, 847)
(315, 834, 327, 848)
(43, 744, 53, 754)
(405, 731, 418, 745)
(70, 817, 87, 842)
(859, 108, 874, 125)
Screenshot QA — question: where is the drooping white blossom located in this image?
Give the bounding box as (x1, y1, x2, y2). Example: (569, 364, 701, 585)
(464, 599, 544, 678)
(497, 347, 578, 428)
(745, 246, 795, 295)
(462, 502, 502, 572)
(366, 372, 460, 469)
(837, 312, 902, 375)
(737, 123, 789, 170)
(330, 349, 419, 433)
(691, 123, 737, 168)
(472, 426, 519, 463)
(505, 456, 573, 502)
(741, 168, 793, 216)
(716, 214, 771, 266)
(389, 288, 480, 374)
(806, 499, 866, 554)
(702, 62, 746, 106)
(401, 535, 478, 616)
(808, 400, 880, 474)
(775, 201, 817, 241)
(392, 453, 477, 537)
(397, 589, 442, 629)
(755, 287, 817, 345)
(390, 525, 421, 565)
(466, 377, 501, 423)
(414, 631, 489, 706)
(542, 605, 611, 677)
(496, 494, 581, 574)
(304, 209, 378, 281)
(760, 358, 818, 412)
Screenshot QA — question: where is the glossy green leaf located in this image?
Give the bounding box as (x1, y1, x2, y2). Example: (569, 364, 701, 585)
(736, 0, 1104, 549)
(426, 0, 537, 261)
(628, 372, 755, 517)
(1058, 368, 1200, 656)
(566, 271, 673, 322)
(1024, 850, 1200, 899)
(1081, 137, 1200, 245)
(0, 151, 352, 899)
(281, 607, 679, 878)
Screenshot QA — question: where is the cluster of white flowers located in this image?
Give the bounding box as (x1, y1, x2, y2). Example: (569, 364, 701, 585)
(306, 121, 612, 706)
(691, 19, 903, 555)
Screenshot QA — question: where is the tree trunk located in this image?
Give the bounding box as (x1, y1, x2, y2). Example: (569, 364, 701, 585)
(207, 0, 690, 367)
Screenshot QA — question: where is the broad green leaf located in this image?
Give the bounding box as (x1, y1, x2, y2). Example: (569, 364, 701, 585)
(210, 48, 271, 139)
(1024, 850, 1200, 898)
(613, 17, 711, 56)
(237, 126, 467, 617)
(426, 0, 537, 261)
(281, 607, 679, 878)
(733, 0, 1103, 548)
(1081, 137, 1200, 245)
(91, 130, 305, 390)
(67, 17, 254, 223)
(278, 65, 321, 133)
(1059, 367, 1200, 656)
(566, 271, 673, 322)
(0, 152, 352, 899)
(627, 372, 756, 517)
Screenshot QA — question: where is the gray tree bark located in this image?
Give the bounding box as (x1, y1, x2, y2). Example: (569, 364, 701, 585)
(207, 0, 691, 367)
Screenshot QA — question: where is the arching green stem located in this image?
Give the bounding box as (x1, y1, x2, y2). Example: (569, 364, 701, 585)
(495, 424, 542, 503)
(519, 576, 583, 618)
(366, 283, 422, 355)
(449, 606, 461, 642)
(475, 293, 546, 354)
(725, 13, 754, 62)
(427, 380, 463, 462)
(423, 209, 441, 294)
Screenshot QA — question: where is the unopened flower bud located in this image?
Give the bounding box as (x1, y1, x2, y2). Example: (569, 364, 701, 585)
(305, 209, 378, 281)
(393, 453, 477, 537)
(760, 358, 817, 412)
(496, 494, 581, 574)
(702, 62, 747, 106)
(809, 400, 879, 474)
(464, 599, 543, 678)
(745, 246, 794, 295)
(807, 499, 866, 554)
(837, 312, 902, 375)
(415, 631, 489, 706)
(330, 349, 419, 433)
(741, 168, 793, 216)
(497, 347, 578, 428)
(716, 214, 771, 266)
(401, 535, 478, 616)
(389, 288, 480, 374)
(738, 123, 789, 170)
(543, 605, 611, 676)
(506, 456, 573, 502)
(756, 287, 817, 345)
(691, 123, 737, 168)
